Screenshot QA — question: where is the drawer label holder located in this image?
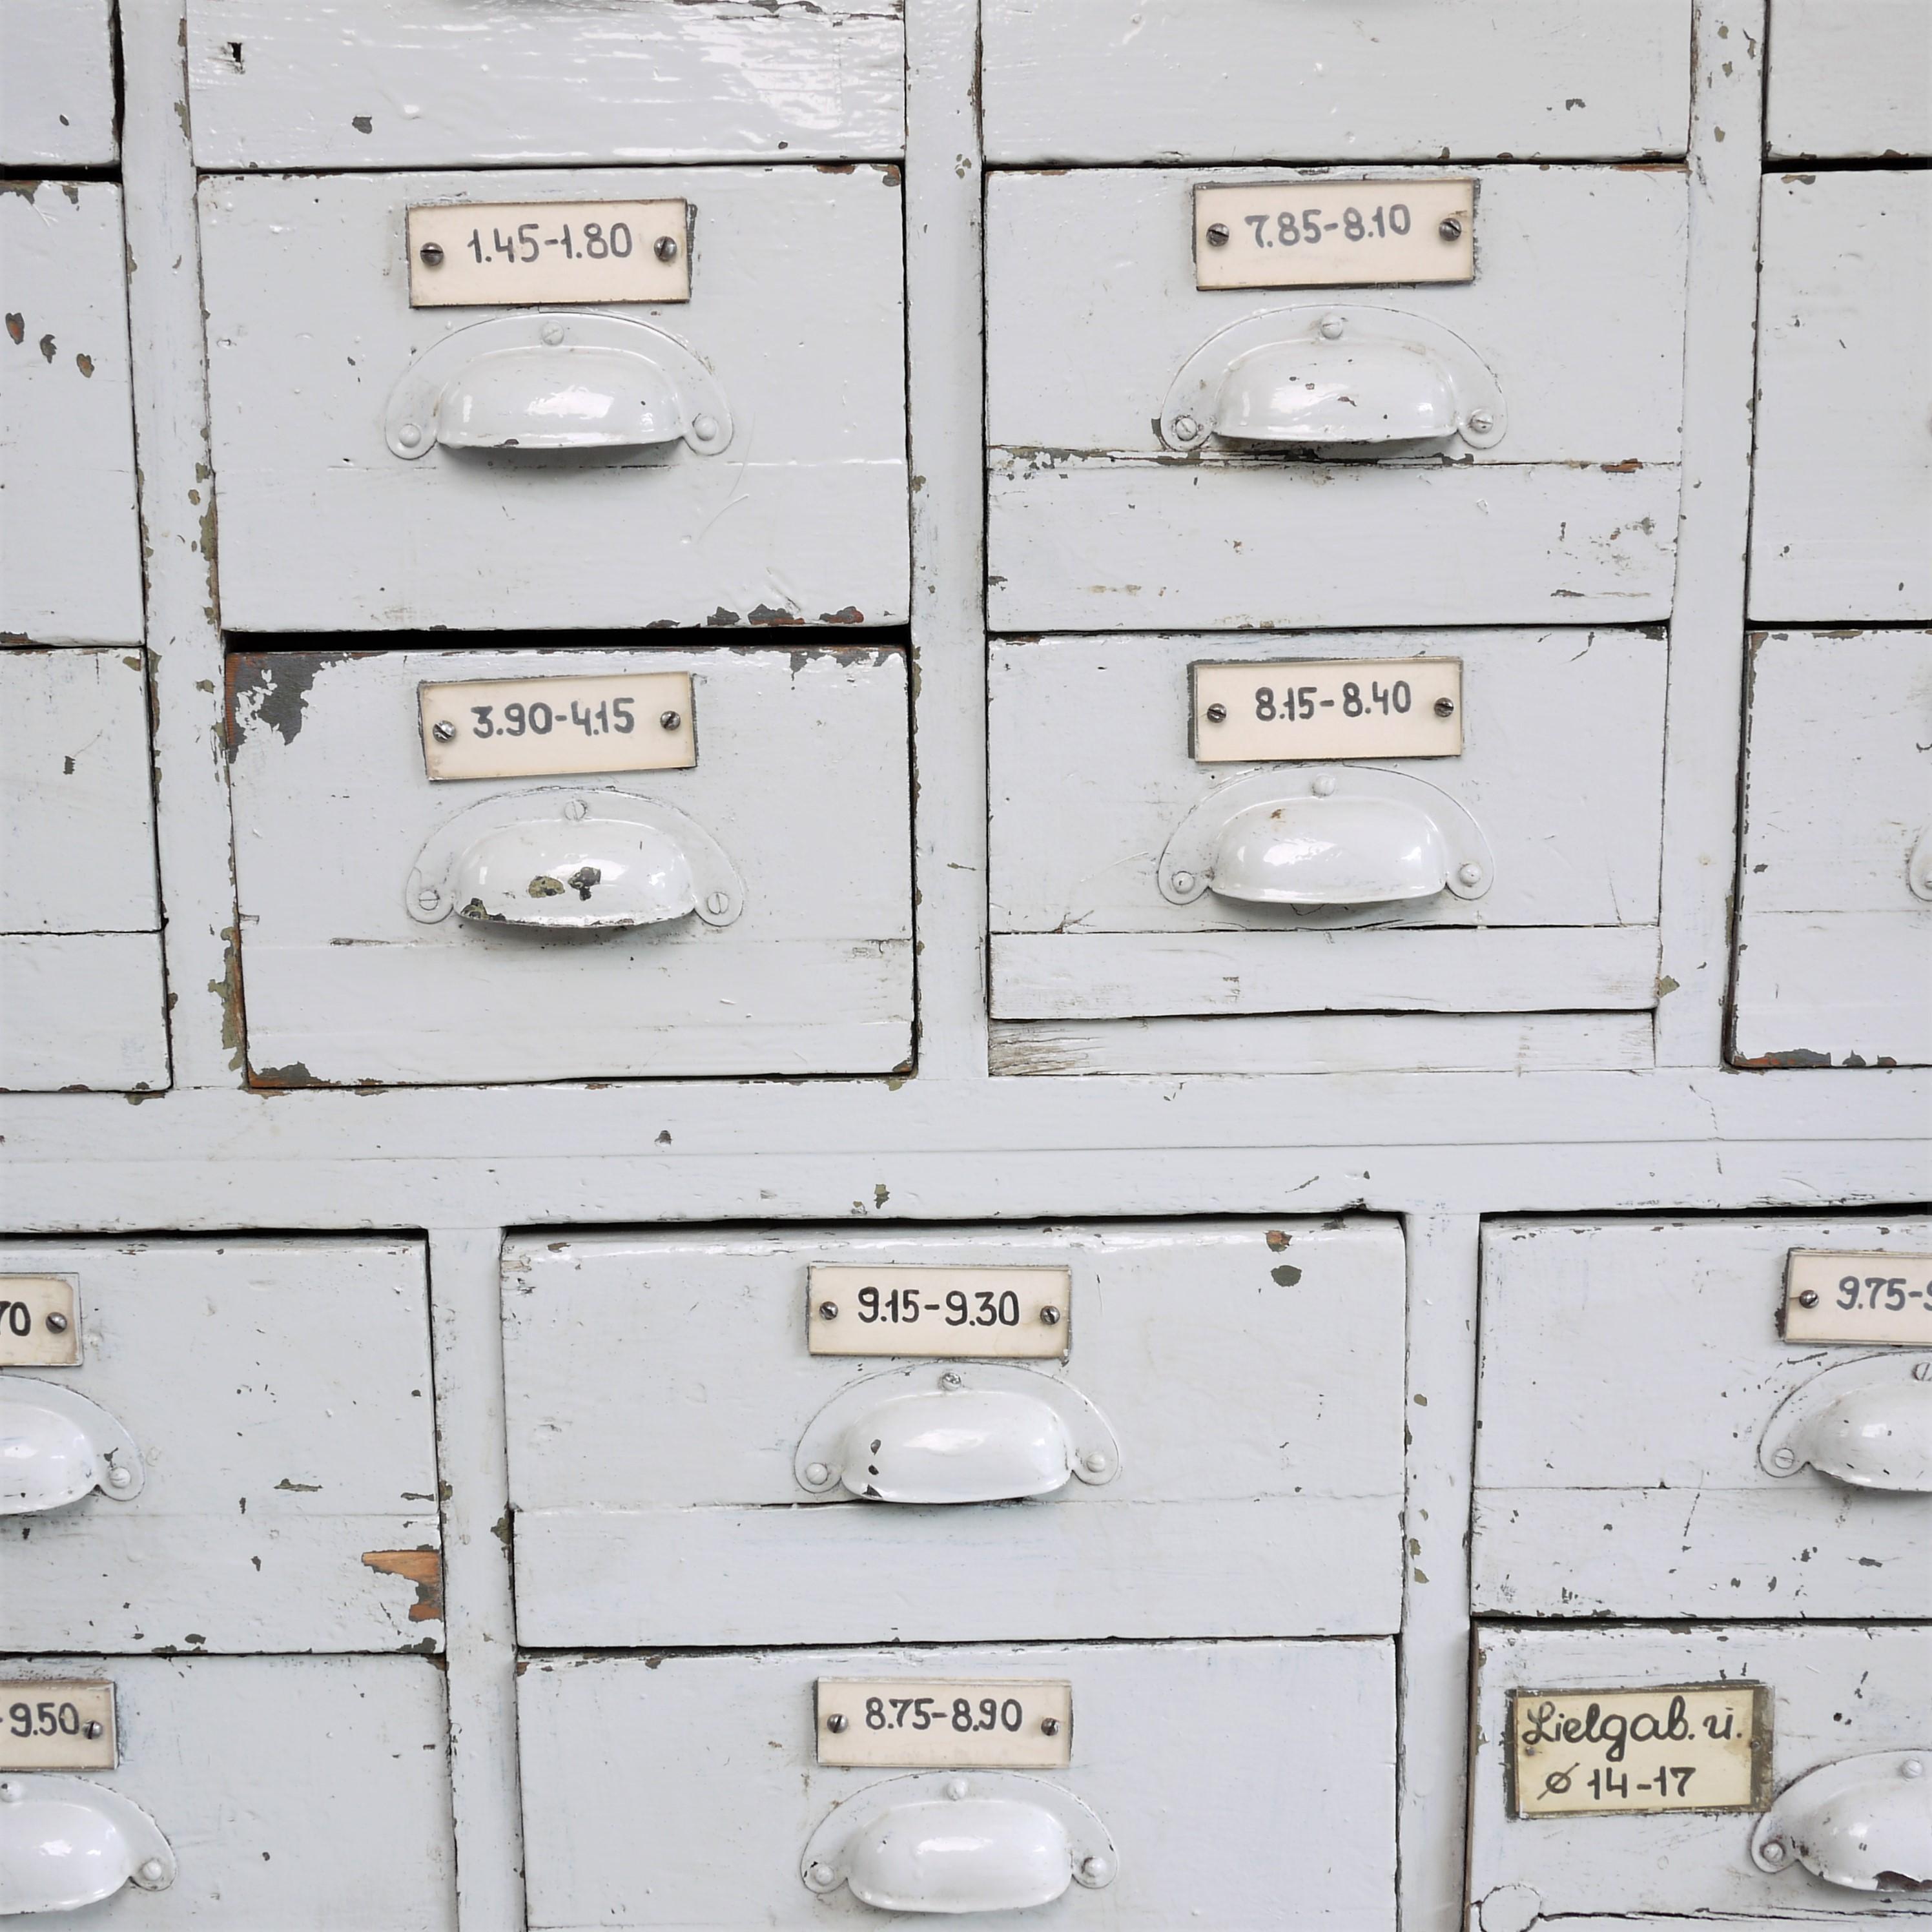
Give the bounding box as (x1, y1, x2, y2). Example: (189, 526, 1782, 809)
(418, 672, 697, 783)
(1191, 658, 1463, 763)
(407, 199, 690, 307)
(0, 1681, 117, 1772)
(1508, 1683, 1771, 1819)
(817, 1679, 1073, 1769)
(1194, 178, 1474, 291)
(1781, 1251, 1932, 1348)
(807, 1266, 1072, 1358)
(0, 1276, 80, 1368)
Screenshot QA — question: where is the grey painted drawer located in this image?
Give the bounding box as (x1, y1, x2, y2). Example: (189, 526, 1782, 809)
(1469, 1624, 1932, 1926)
(519, 1639, 1397, 1929)
(985, 165, 1687, 633)
(1472, 1217, 1932, 1621)
(185, 0, 903, 168)
(1732, 630, 1932, 1068)
(989, 631, 1665, 1023)
(0, 185, 143, 648)
(226, 646, 912, 1085)
(1767, 0, 1932, 159)
(0, 1238, 440, 1651)
(0, 650, 167, 1094)
(0, 1655, 456, 1924)
(1751, 171, 1931, 623)
(504, 1218, 1406, 1647)
(199, 167, 909, 632)
(983, 0, 1690, 166)
(0, 0, 117, 166)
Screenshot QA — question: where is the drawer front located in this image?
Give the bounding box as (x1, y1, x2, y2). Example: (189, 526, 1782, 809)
(0, 186, 143, 647)
(185, 0, 904, 168)
(0, 650, 167, 1094)
(200, 167, 909, 632)
(0, 1656, 455, 1924)
(1732, 630, 1932, 1067)
(1767, 0, 1932, 159)
(986, 166, 1687, 633)
(0, 1239, 440, 1650)
(1469, 1625, 1932, 1922)
(989, 632, 1665, 1022)
(1, 0, 117, 165)
(504, 1219, 1406, 1646)
(1473, 1217, 1932, 1619)
(983, 0, 1690, 165)
(227, 646, 912, 1084)
(1751, 172, 1931, 622)
(519, 1640, 1396, 1929)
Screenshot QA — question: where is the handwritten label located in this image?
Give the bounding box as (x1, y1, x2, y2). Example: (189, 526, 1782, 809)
(807, 1266, 1071, 1358)
(407, 199, 689, 308)
(0, 1275, 80, 1368)
(418, 672, 696, 782)
(1191, 659, 1462, 763)
(817, 1679, 1072, 1769)
(1194, 178, 1474, 291)
(1782, 1250, 1932, 1348)
(0, 1681, 116, 1772)
(1508, 1684, 1770, 1818)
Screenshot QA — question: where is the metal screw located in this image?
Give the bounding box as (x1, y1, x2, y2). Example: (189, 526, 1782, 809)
(940, 1370, 964, 1391)
(1467, 411, 1495, 435)
(0, 1782, 22, 1804)
(807, 1862, 837, 1889)
(45, 1311, 69, 1333)
(1079, 1856, 1113, 1886)
(1434, 697, 1456, 718)
(818, 1301, 839, 1321)
(1457, 862, 1484, 888)
(1041, 1717, 1060, 1736)
(1772, 1446, 1796, 1469)
(827, 1712, 848, 1733)
(704, 890, 730, 917)
(1205, 222, 1229, 247)
(418, 242, 444, 267)
(1904, 1759, 1925, 1778)
(1171, 870, 1197, 894)
(432, 719, 457, 743)
(945, 1779, 970, 1801)
(1312, 773, 1337, 797)
(1040, 1305, 1062, 1326)
(1319, 313, 1346, 341)
(1083, 1450, 1110, 1475)
(137, 1860, 167, 1887)
(659, 710, 682, 731)
(85, 1721, 103, 1739)
(396, 423, 422, 449)
(691, 413, 719, 442)
(654, 235, 680, 262)
(1915, 1361, 1932, 1382)
(540, 320, 565, 347)
(416, 889, 440, 912)
(1439, 216, 1463, 242)
(1760, 1838, 1787, 1866)
(562, 796, 590, 822)
(1797, 1288, 1820, 1308)
(107, 1464, 134, 1488)
(803, 1461, 831, 1486)
(1171, 413, 1201, 442)
(1205, 703, 1227, 724)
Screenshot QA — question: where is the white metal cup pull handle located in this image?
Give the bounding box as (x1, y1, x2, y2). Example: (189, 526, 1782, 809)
(1751, 1752, 1932, 1891)
(0, 1775, 176, 1914)
(1159, 766, 1494, 910)
(1758, 1355, 1932, 1492)
(794, 1365, 1121, 1504)
(0, 1379, 144, 1516)
(801, 1773, 1116, 1913)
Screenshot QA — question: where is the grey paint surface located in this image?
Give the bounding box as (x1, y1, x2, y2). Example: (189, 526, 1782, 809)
(0, 0, 119, 166)
(1766, 0, 1932, 158)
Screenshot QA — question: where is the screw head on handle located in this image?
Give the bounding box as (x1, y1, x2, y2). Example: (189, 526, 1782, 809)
(1760, 1838, 1787, 1866)
(803, 1461, 831, 1486)
(1457, 862, 1485, 888)
(107, 1464, 134, 1488)
(1171, 413, 1201, 442)
(136, 1861, 167, 1887)
(940, 1370, 964, 1391)
(1467, 411, 1495, 435)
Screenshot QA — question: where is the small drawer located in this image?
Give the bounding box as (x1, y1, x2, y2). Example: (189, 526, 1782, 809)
(1469, 1624, 1932, 1924)
(0, 1238, 440, 1651)
(519, 1639, 1396, 1929)
(983, 0, 1690, 166)
(1767, 0, 1932, 159)
(0, 185, 143, 647)
(0, 650, 165, 1093)
(1732, 630, 1932, 1067)
(1473, 1217, 1932, 1621)
(225, 646, 912, 1085)
(1751, 171, 1931, 622)
(199, 167, 909, 632)
(989, 631, 1665, 1026)
(1, 0, 117, 167)
(504, 1218, 1406, 1647)
(0, 1655, 455, 1923)
(986, 165, 1687, 633)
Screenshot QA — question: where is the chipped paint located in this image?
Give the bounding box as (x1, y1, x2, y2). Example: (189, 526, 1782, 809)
(362, 1547, 444, 1623)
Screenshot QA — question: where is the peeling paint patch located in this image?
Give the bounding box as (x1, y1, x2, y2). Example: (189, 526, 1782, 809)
(1270, 1264, 1304, 1287)
(362, 1547, 443, 1623)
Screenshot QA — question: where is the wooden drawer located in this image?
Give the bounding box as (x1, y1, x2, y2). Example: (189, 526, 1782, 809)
(1767, 0, 1931, 159)
(1, 0, 117, 166)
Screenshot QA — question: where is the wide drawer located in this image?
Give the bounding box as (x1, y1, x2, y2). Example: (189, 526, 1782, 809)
(0, 185, 143, 647)
(0, 1655, 455, 1924)
(226, 646, 912, 1085)
(185, 0, 903, 168)
(986, 166, 1687, 633)
(1732, 630, 1932, 1067)
(1472, 1216, 1932, 1620)
(504, 1218, 1406, 1647)
(1, 0, 117, 166)
(1766, 0, 1932, 159)
(199, 167, 909, 632)
(982, 0, 1690, 165)
(0, 650, 166, 1094)
(0, 1238, 440, 1650)
(519, 1639, 1397, 1929)
(1469, 1624, 1932, 1924)
(1750, 171, 1931, 622)
(989, 631, 1665, 1023)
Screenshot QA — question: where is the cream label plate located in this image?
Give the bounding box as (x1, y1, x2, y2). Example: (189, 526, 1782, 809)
(407, 200, 690, 307)
(0, 1681, 116, 1772)
(1191, 659, 1463, 762)
(1194, 179, 1474, 290)
(1508, 1684, 1770, 1818)
(0, 1275, 81, 1368)
(817, 1680, 1073, 1769)
(807, 1266, 1071, 1357)
(1782, 1251, 1932, 1347)
(418, 673, 696, 781)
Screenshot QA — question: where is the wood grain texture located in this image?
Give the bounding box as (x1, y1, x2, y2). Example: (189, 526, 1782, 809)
(0, 185, 144, 647)
(983, 0, 1691, 165)
(520, 1639, 1397, 1929)
(1474, 1216, 1932, 1618)
(0, 1238, 442, 1650)
(1767, 0, 1932, 158)
(0, 0, 118, 165)
(504, 1220, 1406, 1644)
